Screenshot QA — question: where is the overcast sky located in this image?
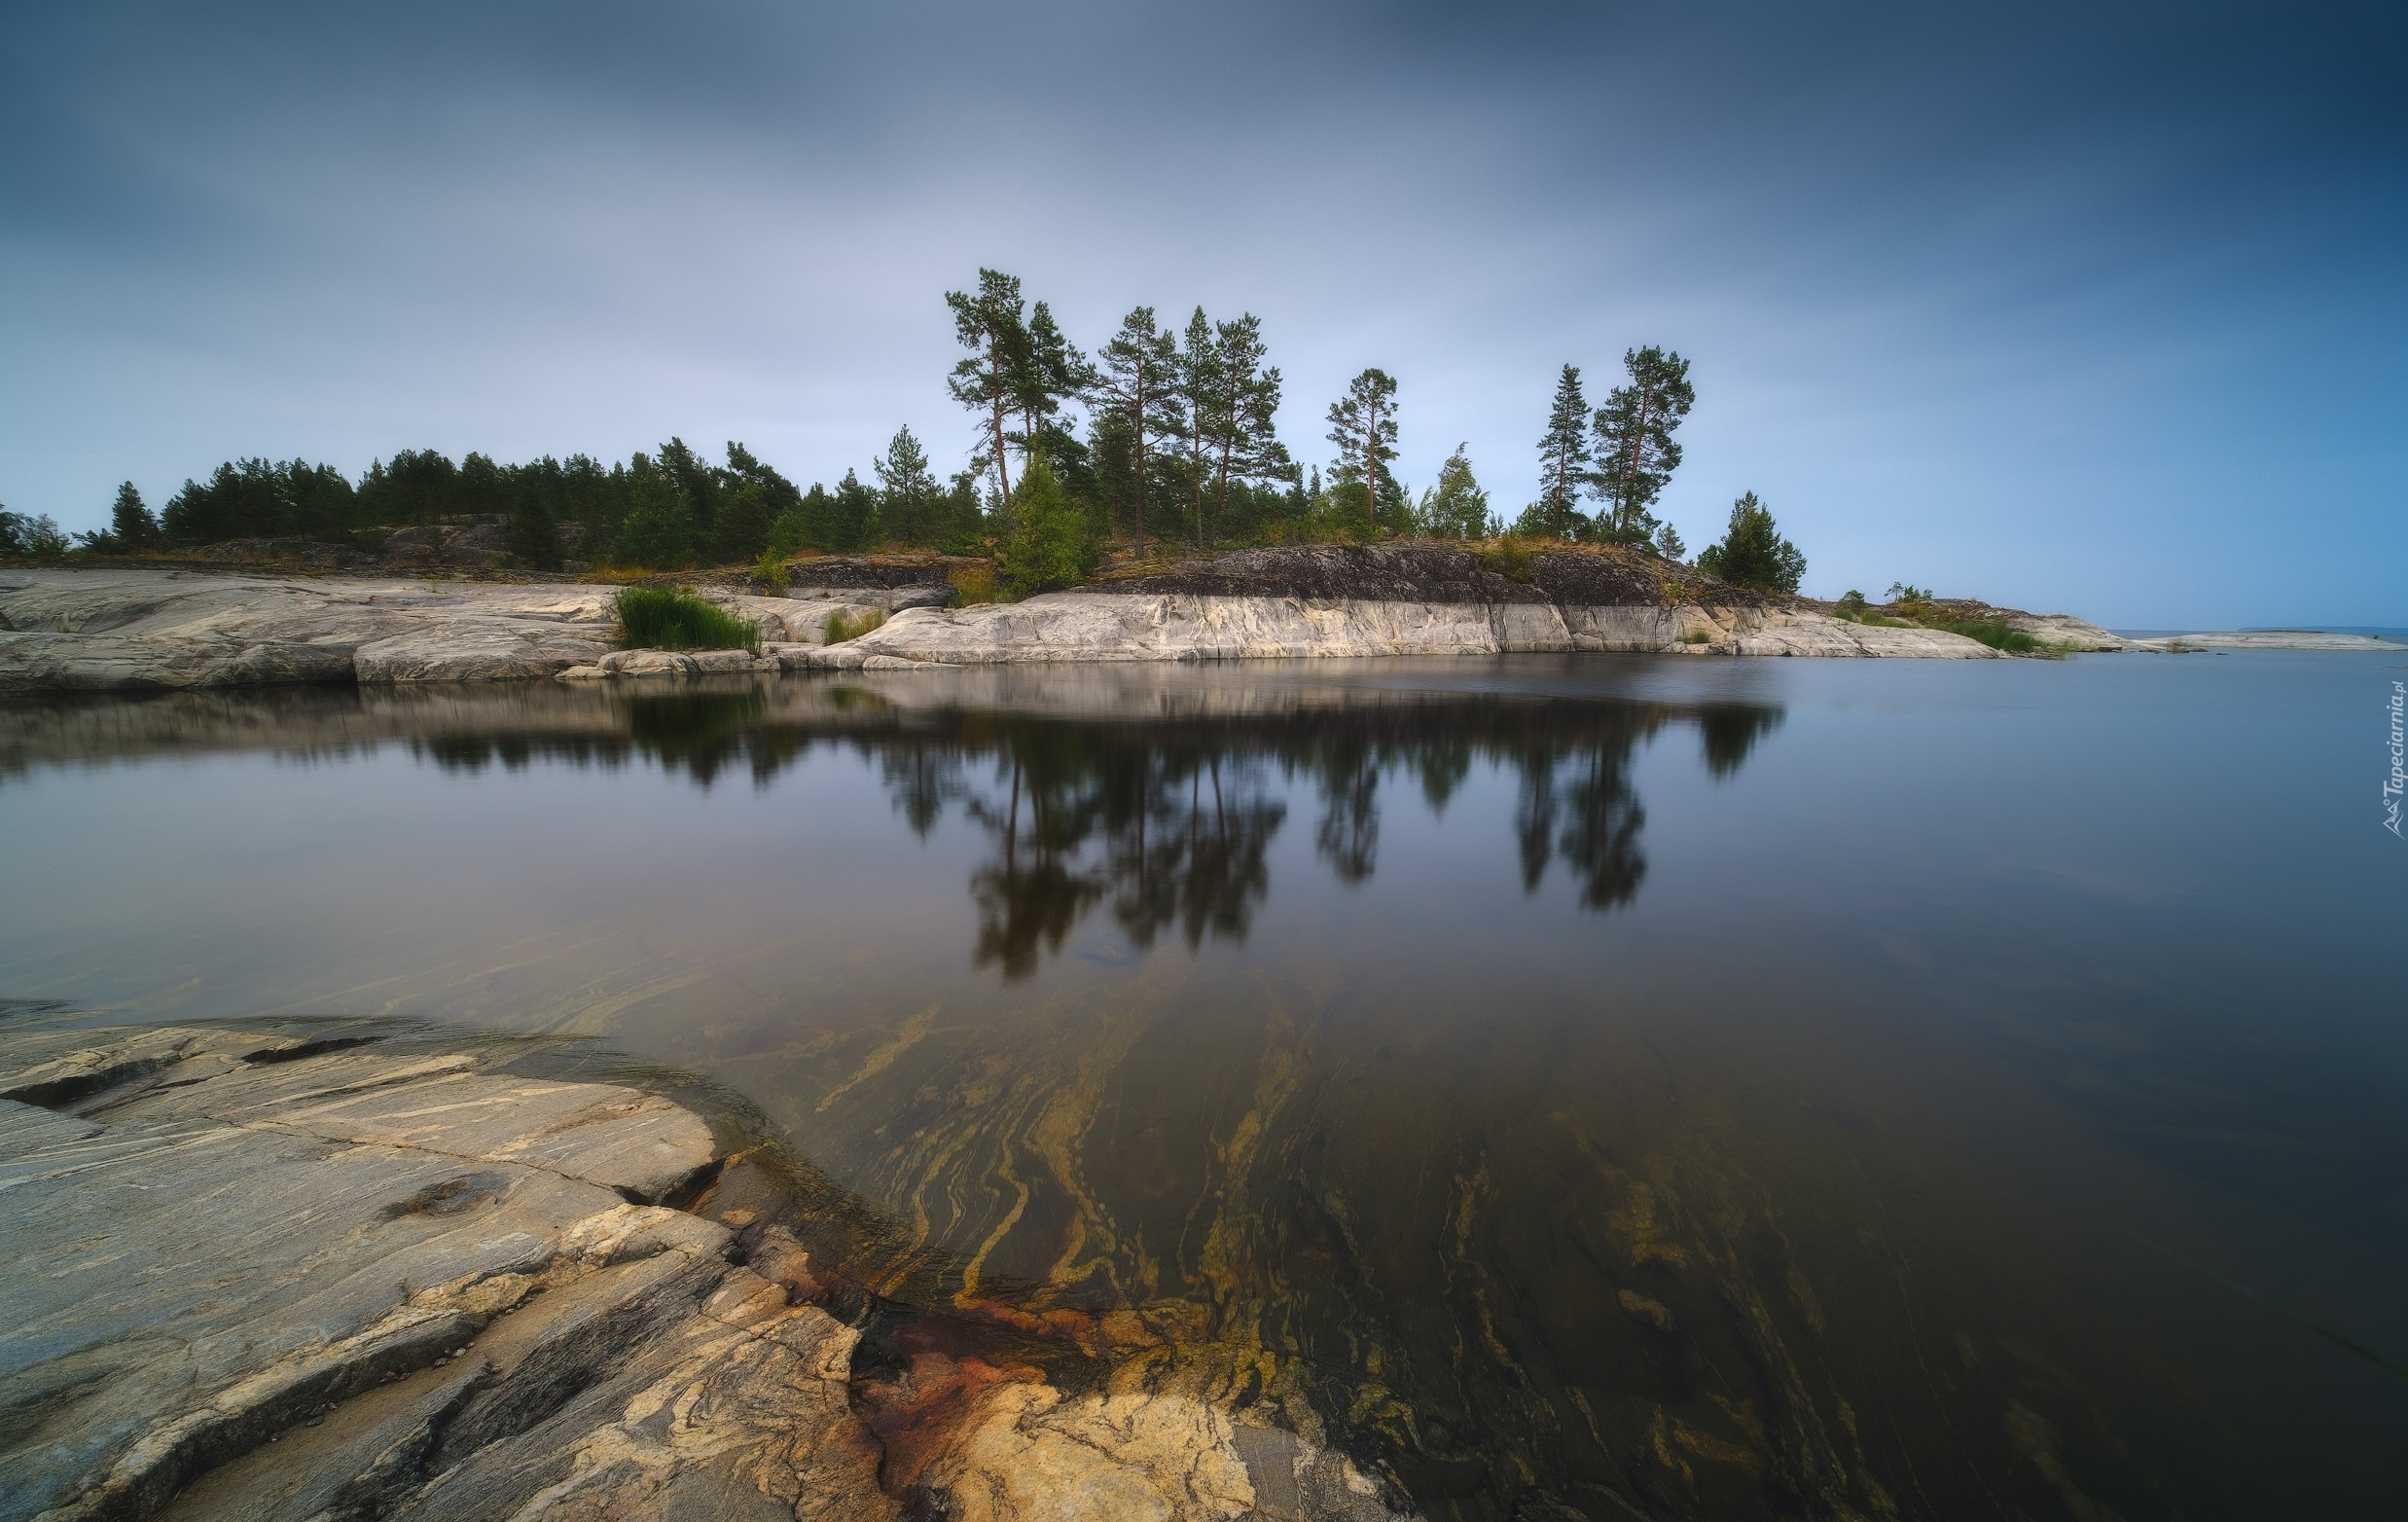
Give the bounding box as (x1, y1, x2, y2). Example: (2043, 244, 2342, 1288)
(3, 0, 2399, 625)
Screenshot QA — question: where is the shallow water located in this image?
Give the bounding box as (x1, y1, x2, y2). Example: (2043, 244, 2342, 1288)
(4, 653, 2403, 1519)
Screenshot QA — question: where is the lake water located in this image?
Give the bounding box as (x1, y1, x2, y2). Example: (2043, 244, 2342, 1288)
(4, 651, 2403, 1519)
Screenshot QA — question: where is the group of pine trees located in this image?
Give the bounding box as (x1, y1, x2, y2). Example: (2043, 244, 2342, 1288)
(36, 265, 1805, 594)
(70, 432, 983, 572)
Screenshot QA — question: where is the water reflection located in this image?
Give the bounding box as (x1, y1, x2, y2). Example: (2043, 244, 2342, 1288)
(41, 675, 1777, 979)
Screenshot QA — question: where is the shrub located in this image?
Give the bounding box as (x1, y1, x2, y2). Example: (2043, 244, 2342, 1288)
(1835, 589, 1868, 619)
(613, 586, 762, 652)
(1678, 629, 1712, 645)
(752, 549, 790, 595)
(1939, 619, 2041, 654)
(823, 607, 886, 644)
(949, 562, 1001, 605)
(1473, 535, 1534, 583)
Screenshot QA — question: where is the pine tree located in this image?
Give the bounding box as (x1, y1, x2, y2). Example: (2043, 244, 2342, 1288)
(1592, 346, 1694, 539)
(1534, 365, 1592, 539)
(1088, 307, 1183, 559)
(946, 269, 1031, 502)
(1696, 491, 1805, 593)
(1324, 369, 1400, 539)
(1174, 308, 1224, 547)
(1018, 302, 1091, 462)
(1202, 313, 1289, 546)
(998, 453, 1095, 597)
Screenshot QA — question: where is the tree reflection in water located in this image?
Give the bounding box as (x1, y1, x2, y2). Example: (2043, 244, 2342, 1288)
(415, 684, 1782, 978)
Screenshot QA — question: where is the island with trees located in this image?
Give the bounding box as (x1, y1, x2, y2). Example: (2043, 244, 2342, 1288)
(10, 266, 2309, 693)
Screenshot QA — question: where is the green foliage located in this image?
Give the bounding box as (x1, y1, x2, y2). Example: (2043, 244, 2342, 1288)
(1696, 491, 1805, 594)
(161, 458, 357, 543)
(1938, 619, 2043, 653)
(1593, 346, 1694, 539)
(999, 454, 1095, 597)
(504, 489, 563, 571)
(823, 606, 886, 644)
(1885, 581, 1933, 603)
(712, 482, 773, 564)
(1836, 589, 1869, 617)
(0, 507, 70, 560)
(612, 586, 762, 653)
(1419, 444, 1494, 539)
(751, 548, 790, 595)
(1473, 535, 1534, 582)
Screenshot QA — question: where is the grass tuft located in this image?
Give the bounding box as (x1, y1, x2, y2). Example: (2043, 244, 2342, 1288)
(613, 586, 762, 652)
(823, 607, 886, 644)
(1472, 536, 1534, 583)
(948, 562, 1001, 605)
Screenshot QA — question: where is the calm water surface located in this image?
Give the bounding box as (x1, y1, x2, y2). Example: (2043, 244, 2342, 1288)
(4, 653, 2403, 1519)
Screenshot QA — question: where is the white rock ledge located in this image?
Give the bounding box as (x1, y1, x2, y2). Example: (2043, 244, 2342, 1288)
(801, 593, 2003, 666)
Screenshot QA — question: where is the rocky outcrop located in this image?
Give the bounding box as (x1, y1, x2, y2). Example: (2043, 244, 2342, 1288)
(0, 1019, 895, 1522)
(0, 1017, 1411, 1522)
(805, 591, 2001, 666)
(0, 571, 945, 692)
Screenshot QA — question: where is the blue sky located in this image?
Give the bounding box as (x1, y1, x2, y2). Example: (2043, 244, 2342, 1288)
(3, 0, 2399, 626)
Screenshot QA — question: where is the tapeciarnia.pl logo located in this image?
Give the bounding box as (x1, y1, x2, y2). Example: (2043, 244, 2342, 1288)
(2387, 680, 2404, 838)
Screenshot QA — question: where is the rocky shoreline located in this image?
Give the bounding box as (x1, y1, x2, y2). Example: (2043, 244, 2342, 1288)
(0, 550, 2382, 693)
(0, 1012, 1403, 1522)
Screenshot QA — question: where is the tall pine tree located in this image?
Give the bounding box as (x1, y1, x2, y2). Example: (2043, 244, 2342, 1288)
(1088, 308, 1183, 560)
(1325, 369, 1400, 539)
(1174, 308, 1224, 547)
(1202, 313, 1289, 546)
(1592, 346, 1694, 540)
(946, 270, 1031, 502)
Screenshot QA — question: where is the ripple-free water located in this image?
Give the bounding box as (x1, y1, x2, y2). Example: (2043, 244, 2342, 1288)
(4, 653, 2401, 1518)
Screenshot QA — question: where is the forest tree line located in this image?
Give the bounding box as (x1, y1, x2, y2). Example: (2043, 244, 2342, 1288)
(38, 267, 1804, 593)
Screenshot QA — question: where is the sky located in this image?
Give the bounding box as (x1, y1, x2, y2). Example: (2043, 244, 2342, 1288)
(2, 0, 2400, 627)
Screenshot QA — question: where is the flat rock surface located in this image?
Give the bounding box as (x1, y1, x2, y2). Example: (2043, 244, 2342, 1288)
(0, 1020, 890, 1522)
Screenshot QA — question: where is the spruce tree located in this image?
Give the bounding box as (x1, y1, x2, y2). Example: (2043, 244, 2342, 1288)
(873, 426, 943, 546)
(999, 453, 1095, 597)
(1592, 346, 1694, 540)
(110, 483, 161, 548)
(1534, 365, 1591, 539)
(1696, 491, 1805, 593)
